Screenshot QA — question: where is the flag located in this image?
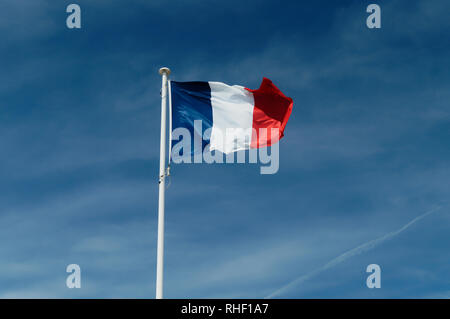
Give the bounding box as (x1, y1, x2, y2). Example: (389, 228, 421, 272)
(170, 77, 293, 154)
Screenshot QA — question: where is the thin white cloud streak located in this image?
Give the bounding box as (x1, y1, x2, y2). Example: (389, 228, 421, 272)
(266, 206, 442, 298)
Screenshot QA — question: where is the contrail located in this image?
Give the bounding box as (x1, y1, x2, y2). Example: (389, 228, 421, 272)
(266, 206, 441, 298)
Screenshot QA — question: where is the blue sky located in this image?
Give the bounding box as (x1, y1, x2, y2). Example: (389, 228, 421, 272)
(0, 0, 449, 298)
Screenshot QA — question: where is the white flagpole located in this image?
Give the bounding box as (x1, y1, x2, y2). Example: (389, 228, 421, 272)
(156, 67, 170, 299)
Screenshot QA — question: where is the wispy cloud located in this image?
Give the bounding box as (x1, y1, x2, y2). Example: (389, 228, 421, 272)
(266, 206, 443, 298)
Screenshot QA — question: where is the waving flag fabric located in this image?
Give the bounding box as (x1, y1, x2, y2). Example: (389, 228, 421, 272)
(171, 78, 293, 154)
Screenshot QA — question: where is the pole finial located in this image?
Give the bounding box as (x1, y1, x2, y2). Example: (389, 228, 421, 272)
(159, 67, 171, 76)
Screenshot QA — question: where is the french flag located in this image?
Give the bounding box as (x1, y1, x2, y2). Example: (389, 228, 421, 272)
(170, 78, 293, 154)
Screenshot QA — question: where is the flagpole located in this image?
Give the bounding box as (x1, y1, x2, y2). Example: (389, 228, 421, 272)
(156, 67, 170, 299)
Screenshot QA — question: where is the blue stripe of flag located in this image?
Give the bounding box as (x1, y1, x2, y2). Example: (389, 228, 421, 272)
(170, 81, 213, 155)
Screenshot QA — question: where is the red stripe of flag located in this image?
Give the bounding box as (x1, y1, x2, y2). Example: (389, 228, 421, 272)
(246, 78, 293, 148)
